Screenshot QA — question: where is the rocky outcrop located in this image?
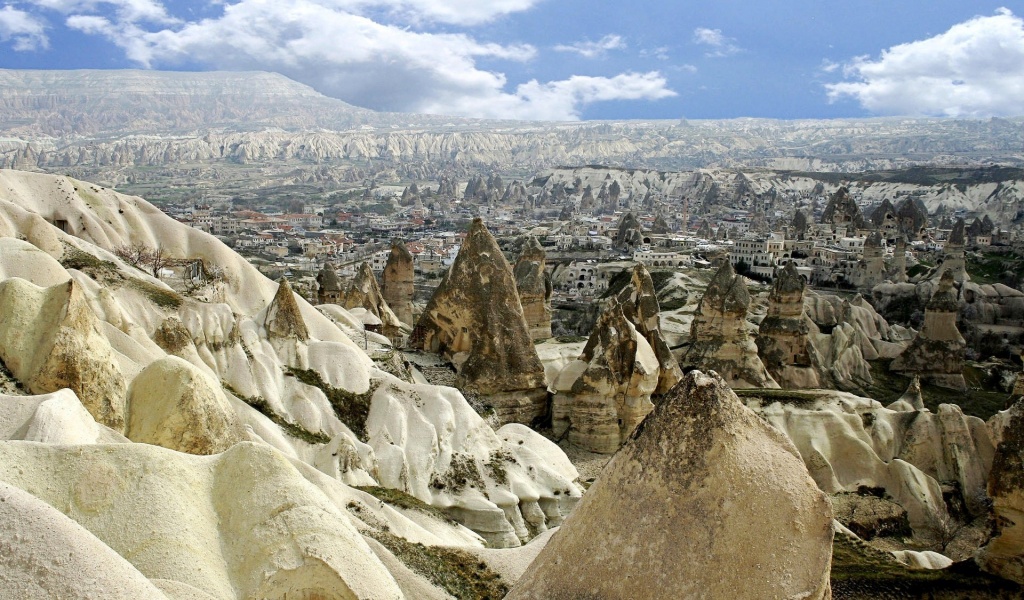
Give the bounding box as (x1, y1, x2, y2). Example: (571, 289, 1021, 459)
(822, 186, 866, 230)
(551, 265, 681, 453)
(315, 263, 344, 305)
(413, 218, 547, 424)
(936, 218, 969, 283)
(613, 212, 643, 251)
(513, 236, 552, 341)
(887, 376, 925, 411)
(892, 271, 967, 390)
(756, 262, 823, 388)
(0, 278, 127, 430)
(980, 399, 1024, 583)
(126, 356, 244, 455)
(891, 236, 908, 283)
(682, 261, 778, 388)
(342, 262, 403, 336)
(859, 230, 885, 288)
(381, 240, 414, 327)
(508, 371, 834, 600)
(264, 277, 309, 341)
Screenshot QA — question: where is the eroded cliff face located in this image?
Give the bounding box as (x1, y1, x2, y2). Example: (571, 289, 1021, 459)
(413, 218, 548, 425)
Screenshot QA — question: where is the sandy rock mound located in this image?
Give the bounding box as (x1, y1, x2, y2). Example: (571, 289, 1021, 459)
(0, 277, 127, 430)
(126, 356, 244, 455)
(508, 370, 833, 600)
(0, 441, 404, 600)
(0, 389, 127, 444)
(264, 277, 309, 341)
(0, 480, 170, 599)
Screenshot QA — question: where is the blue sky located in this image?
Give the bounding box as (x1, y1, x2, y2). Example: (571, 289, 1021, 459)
(1, 0, 1023, 120)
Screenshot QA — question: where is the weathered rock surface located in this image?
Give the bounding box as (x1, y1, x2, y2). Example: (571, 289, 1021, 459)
(980, 399, 1024, 583)
(0, 480, 170, 600)
(0, 441, 405, 600)
(264, 277, 309, 341)
(886, 376, 926, 412)
(822, 186, 866, 229)
(612, 211, 643, 251)
(315, 263, 344, 305)
(513, 236, 552, 341)
(381, 240, 414, 327)
(342, 261, 403, 336)
(681, 261, 779, 388)
(936, 218, 969, 283)
(413, 218, 547, 424)
(126, 356, 244, 455)
(892, 271, 967, 390)
(0, 277, 127, 430)
(508, 371, 834, 600)
(757, 261, 824, 388)
(552, 265, 682, 453)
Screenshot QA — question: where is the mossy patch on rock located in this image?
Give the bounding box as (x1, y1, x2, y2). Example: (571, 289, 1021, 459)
(354, 485, 457, 525)
(287, 368, 379, 441)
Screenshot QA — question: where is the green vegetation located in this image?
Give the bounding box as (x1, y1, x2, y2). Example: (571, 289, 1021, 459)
(126, 277, 183, 309)
(788, 166, 1024, 187)
(966, 250, 1024, 285)
(59, 245, 118, 280)
(287, 368, 380, 441)
(354, 485, 456, 524)
(430, 453, 485, 494)
(864, 360, 1010, 420)
(222, 382, 331, 445)
(735, 388, 829, 408)
(830, 534, 1020, 597)
(364, 529, 508, 599)
(554, 335, 588, 343)
(485, 449, 515, 486)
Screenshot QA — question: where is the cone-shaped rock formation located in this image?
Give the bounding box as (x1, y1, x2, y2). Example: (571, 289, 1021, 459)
(381, 240, 414, 327)
(513, 236, 552, 341)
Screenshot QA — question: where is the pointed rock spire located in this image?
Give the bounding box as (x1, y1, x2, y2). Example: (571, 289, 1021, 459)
(265, 278, 308, 341)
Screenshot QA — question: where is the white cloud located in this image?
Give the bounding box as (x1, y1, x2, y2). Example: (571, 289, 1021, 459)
(554, 34, 626, 59)
(826, 8, 1024, 117)
(25, 0, 175, 24)
(0, 6, 48, 50)
(50, 0, 675, 120)
(692, 27, 740, 57)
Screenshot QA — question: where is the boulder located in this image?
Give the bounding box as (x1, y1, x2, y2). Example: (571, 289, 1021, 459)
(413, 218, 546, 425)
(126, 356, 244, 455)
(508, 371, 834, 600)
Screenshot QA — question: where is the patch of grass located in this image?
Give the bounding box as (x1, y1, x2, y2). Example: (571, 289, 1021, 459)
(966, 251, 1024, 286)
(287, 368, 379, 441)
(485, 449, 515, 486)
(865, 360, 1010, 420)
(59, 245, 118, 281)
(430, 452, 485, 495)
(354, 485, 456, 524)
(735, 388, 828, 408)
(554, 335, 587, 343)
(223, 382, 331, 445)
(365, 529, 508, 600)
(126, 278, 183, 309)
(830, 534, 1020, 598)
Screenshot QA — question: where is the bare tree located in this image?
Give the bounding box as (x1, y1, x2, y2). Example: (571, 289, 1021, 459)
(114, 243, 171, 279)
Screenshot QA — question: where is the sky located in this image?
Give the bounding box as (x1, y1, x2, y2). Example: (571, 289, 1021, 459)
(1, 0, 1023, 121)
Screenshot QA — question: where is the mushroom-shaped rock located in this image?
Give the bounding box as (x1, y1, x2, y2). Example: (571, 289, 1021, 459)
(508, 370, 834, 600)
(0, 481, 170, 600)
(126, 356, 244, 455)
(264, 277, 309, 341)
(413, 218, 546, 424)
(513, 236, 552, 341)
(381, 240, 415, 327)
(682, 261, 778, 388)
(0, 277, 127, 430)
(315, 264, 344, 305)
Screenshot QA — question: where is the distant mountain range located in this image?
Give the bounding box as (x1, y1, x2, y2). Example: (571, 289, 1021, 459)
(2, 68, 1024, 189)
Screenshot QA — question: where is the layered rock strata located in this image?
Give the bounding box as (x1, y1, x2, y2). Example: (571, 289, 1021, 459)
(509, 371, 834, 600)
(681, 261, 778, 388)
(513, 236, 552, 341)
(413, 218, 547, 424)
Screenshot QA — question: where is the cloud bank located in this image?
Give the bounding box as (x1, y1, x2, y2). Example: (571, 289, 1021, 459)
(826, 8, 1024, 118)
(13, 0, 676, 120)
(0, 6, 49, 50)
